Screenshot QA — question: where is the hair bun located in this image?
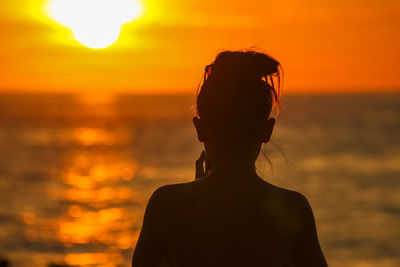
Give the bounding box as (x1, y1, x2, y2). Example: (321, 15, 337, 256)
(209, 50, 280, 81)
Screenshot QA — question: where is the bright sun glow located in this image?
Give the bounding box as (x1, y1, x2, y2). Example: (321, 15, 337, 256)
(48, 0, 142, 49)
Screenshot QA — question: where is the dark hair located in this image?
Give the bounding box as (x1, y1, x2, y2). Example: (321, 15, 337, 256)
(195, 50, 282, 138)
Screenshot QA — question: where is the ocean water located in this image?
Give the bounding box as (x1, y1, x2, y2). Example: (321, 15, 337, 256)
(0, 94, 399, 266)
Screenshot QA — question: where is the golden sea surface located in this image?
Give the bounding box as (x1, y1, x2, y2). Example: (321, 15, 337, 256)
(0, 94, 399, 266)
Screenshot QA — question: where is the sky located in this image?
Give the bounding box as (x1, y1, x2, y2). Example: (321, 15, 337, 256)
(0, 0, 399, 94)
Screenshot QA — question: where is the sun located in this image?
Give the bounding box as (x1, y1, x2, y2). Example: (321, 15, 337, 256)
(48, 0, 142, 49)
(73, 21, 121, 49)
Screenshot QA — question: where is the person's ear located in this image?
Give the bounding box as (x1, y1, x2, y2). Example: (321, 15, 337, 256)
(262, 118, 275, 143)
(193, 117, 206, 142)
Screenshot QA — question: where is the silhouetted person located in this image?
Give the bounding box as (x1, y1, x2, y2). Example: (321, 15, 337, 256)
(132, 50, 327, 266)
(0, 258, 10, 267)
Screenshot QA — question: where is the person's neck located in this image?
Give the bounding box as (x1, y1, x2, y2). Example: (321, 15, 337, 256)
(211, 161, 260, 182)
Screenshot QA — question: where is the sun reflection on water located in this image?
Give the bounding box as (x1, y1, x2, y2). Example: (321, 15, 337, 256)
(21, 141, 144, 265)
(64, 252, 123, 266)
(75, 128, 118, 146)
(56, 153, 143, 252)
(57, 206, 137, 248)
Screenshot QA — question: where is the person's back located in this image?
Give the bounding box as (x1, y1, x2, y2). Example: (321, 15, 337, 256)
(132, 50, 327, 266)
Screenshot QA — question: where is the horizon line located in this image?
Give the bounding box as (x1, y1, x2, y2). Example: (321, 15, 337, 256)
(0, 89, 399, 96)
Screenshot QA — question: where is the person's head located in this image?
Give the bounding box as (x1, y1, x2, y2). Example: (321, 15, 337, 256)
(193, 50, 282, 169)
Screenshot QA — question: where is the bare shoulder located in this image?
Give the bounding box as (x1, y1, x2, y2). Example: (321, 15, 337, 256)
(146, 181, 197, 209)
(275, 186, 306, 201)
(265, 185, 328, 266)
(261, 182, 316, 232)
(281, 187, 312, 215)
(139, 182, 195, 233)
(266, 182, 311, 210)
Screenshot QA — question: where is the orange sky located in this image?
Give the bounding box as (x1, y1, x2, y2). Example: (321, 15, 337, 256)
(0, 0, 399, 94)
